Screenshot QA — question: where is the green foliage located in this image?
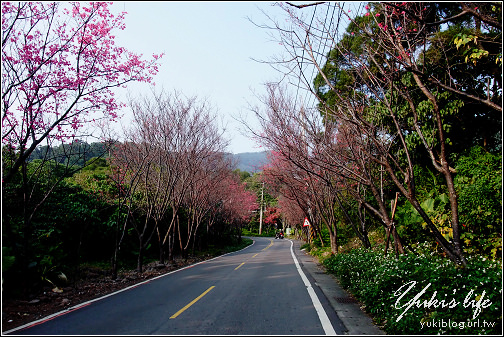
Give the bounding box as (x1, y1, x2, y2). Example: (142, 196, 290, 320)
(306, 244, 333, 260)
(219, 237, 253, 255)
(31, 185, 112, 271)
(242, 227, 276, 237)
(2, 167, 115, 296)
(455, 146, 502, 259)
(311, 227, 331, 248)
(27, 159, 71, 186)
(395, 193, 452, 244)
(82, 157, 108, 171)
(323, 249, 502, 334)
(29, 141, 108, 167)
(454, 33, 489, 65)
(393, 146, 502, 261)
(66, 158, 118, 202)
(300, 242, 312, 251)
(2, 247, 16, 272)
(392, 165, 451, 247)
(233, 169, 251, 182)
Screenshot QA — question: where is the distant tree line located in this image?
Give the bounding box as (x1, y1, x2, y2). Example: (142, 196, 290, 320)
(28, 140, 108, 167)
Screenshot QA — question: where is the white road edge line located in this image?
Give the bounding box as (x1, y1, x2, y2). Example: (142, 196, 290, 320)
(289, 239, 337, 335)
(3, 240, 256, 335)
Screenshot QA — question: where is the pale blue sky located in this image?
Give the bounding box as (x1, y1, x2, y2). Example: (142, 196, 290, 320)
(110, 1, 296, 154)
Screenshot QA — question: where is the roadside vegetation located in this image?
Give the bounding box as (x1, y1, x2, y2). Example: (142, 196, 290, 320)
(2, 2, 501, 335)
(301, 230, 501, 335)
(2, 136, 258, 300)
(245, 2, 501, 335)
(2, 3, 258, 300)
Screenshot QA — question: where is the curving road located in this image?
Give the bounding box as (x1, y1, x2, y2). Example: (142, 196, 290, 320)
(7, 237, 345, 335)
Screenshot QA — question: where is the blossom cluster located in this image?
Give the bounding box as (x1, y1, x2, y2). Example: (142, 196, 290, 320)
(2, 2, 163, 150)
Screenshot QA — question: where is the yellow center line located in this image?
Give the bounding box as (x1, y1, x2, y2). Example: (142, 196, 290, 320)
(234, 262, 245, 270)
(262, 240, 273, 251)
(169, 286, 215, 319)
(235, 243, 271, 270)
(169, 241, 275, 320)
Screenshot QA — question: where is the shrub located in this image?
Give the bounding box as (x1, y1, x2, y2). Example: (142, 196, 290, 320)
(323, 249, 502, 334)
(455, 146, 502, 259)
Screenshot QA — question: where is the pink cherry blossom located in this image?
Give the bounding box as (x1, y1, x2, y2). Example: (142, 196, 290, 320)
(2, 2, 163, 182)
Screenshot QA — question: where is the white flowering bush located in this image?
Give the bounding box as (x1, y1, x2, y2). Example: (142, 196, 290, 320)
(323, 249, 502, 334)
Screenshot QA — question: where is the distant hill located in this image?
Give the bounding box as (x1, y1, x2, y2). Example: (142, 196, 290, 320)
(28, 141, 271, 174)
(231, 151, 270, 173)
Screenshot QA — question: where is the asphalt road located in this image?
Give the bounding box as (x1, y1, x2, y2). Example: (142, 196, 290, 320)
(7, 237, 346, 335)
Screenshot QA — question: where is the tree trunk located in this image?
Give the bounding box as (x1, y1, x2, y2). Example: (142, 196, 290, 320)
(159, 241, 165, 265)
(357, 203, 372, 249)
(329, 224, 338, 254)
(111, 245, 118, 280)
(137, 237, 144, 273)
(411, 72, 467, 266)
(168, 232, 174, 262)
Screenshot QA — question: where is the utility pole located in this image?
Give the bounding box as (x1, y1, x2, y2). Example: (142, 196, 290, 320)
(259, 182, 264, 235)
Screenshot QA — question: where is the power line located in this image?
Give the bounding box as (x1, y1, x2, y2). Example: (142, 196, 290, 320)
(295, 5, 318, 109)
(304, 2, 337, 114)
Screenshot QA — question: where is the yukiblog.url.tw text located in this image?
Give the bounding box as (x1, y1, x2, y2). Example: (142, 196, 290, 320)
(420, 318, 496, 330)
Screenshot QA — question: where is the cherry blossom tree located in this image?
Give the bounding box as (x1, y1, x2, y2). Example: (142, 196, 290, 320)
(114, 90, 230, 267)
(262, 152, 312, 241)
(183, 155, 233, 254)
(217, 174, 258, 238)
(276, 194, 305, 237)
(152, 91, 228, 261)
(2, 1, 162, 278)
(2, 2, 162, 185)
(109, 138, 156, 274)
(253, 84, 381, 253)
(252, 2, 501, 265)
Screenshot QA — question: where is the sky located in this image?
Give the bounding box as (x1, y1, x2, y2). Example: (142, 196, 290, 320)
(109, 1, 300, 154)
